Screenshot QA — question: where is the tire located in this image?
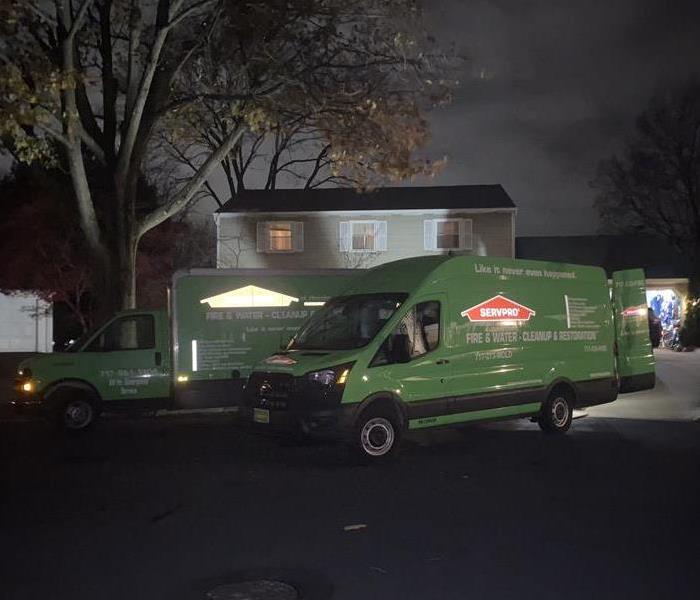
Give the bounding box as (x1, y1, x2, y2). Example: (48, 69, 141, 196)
(351, 405, 402, 464)
(538, 389, 573, 434)
(50, 388, 99, 433)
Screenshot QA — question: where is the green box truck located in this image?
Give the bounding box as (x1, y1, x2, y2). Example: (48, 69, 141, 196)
(12, 269, 356, 430)
(240, 256, 655, 461)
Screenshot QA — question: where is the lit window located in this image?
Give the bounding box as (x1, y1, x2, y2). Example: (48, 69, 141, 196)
(257, 221, 303, 253)
(269, 223, 292, 251)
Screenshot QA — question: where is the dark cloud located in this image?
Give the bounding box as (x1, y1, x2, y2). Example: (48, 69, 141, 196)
(420, 0, 700, 234)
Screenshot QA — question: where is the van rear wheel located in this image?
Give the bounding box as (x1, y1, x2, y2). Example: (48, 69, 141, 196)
(352, 406, 402, 464)
(538, 390, 573, 434)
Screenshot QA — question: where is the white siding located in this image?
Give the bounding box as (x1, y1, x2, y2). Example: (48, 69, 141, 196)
(218, 210, 514, 269)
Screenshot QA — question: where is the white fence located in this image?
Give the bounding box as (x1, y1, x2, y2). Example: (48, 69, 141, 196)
(0, 292, 53, 352)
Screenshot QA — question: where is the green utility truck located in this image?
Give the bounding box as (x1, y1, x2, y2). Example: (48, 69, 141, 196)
(13, 269, 356, 430)
(241, 256, 655, 461)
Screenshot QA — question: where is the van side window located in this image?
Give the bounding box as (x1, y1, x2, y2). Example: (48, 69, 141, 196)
(86, 315, 155, 352)
(372, 301, 441, 366)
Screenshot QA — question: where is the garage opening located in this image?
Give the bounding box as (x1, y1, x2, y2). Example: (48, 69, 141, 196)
(646, 286, 685, 349)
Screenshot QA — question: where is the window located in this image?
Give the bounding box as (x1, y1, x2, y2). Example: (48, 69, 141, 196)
(424, 218, 472, 250)
(352, 222, 375, 250)
(269, 223, 292, 251)
(372, 301, 441, 366)
(86, 315, 155, 352)
(437, 220, 460, 249)
(290, 294, 406, 351)
(339, 221, 388, 252)
(256, 221, 303, 253)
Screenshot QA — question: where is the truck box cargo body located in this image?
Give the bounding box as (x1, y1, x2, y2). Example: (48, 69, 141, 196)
(170, 269, 356, 408)
(13, 269, 356, 429)
(241, 256, 655, 461)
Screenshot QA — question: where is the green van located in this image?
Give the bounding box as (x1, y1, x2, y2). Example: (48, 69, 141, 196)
(241, 256, 654, 461)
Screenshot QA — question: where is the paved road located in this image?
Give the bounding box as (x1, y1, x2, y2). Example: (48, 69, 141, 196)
(2, 350, 699, 600)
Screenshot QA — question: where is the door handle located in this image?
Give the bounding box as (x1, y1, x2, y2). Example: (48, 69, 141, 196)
(436, 359, 450, 365)
(155, 351, 162, 366)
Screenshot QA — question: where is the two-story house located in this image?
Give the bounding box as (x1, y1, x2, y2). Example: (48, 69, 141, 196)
(215, 185, 516, 269)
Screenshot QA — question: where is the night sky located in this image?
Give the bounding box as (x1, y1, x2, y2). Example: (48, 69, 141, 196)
(2, 1, 699, 237)
(422, 0, 700, 235)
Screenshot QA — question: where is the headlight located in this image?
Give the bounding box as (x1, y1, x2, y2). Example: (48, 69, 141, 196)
(307, 363, 354, 387)
(21, 381, 34, 393)
(308, 369, 337, 386)
(18, 367, 32, 379)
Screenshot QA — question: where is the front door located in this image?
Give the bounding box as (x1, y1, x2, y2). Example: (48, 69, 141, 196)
(368, 296, 451, 428)
(84, 313, 170, 405)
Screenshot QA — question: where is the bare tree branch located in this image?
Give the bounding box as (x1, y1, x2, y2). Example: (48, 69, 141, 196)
(139, 124, 246, 236)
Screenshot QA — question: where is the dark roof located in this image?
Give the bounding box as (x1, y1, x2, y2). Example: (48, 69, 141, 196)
(216, 185, 516, 213)
(516, 234, 691, 279)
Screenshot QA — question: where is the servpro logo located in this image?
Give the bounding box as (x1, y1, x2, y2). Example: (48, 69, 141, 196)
(621, 305, 646, 318)
(263, 354, 297, 366)
(461, 295, 536, 323)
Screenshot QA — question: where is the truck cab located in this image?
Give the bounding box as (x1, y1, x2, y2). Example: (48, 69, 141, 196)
(13, 309, 170, 430)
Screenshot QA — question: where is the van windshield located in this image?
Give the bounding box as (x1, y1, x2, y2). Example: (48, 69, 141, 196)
(290, 293, 407, 351)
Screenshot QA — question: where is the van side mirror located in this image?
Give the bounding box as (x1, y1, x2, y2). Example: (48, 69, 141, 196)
(390, 333, 411, 364)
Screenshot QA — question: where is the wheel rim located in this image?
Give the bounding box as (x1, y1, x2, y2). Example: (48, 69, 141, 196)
(551, 397, 569, 428)
(360, 417, 395, 456)
(64, 400, 93, 429)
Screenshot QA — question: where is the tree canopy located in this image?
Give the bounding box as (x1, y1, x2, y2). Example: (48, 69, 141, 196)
(594, 80, 700, 290)
(0, 0, 456, 310)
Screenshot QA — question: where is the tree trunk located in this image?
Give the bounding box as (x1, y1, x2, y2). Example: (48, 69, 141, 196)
(97, 231, 138, 314)
(119, 234, 138, 310)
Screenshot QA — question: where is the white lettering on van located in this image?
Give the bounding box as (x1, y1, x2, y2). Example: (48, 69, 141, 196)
(474, 263, 493, 274)
(491, 331, 518, 343)
(476, 349, 513, 361)
(522, 331, 553, 342)
(480, 307, 520, 318)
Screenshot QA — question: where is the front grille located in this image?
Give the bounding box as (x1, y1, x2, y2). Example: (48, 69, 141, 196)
(248, 372, 295, 401)
(245, 370, 343, 413)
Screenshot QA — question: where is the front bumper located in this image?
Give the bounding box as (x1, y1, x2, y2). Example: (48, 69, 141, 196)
(239, 405, 354, 438)
(10, 394, 45, 416)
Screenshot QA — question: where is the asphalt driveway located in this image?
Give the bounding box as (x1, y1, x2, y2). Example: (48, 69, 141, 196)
(1, 350, 699, 600)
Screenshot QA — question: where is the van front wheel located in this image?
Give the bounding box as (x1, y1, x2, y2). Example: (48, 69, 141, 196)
(49, 388, 99, 433)
(352, 407, 401, 463)
(538, 390, 573, 434)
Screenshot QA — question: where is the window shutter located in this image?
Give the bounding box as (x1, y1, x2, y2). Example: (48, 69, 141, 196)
(424, 219, 437, 250)
(339, 221, 351, 251)
(292, 222, 304, 252)
(256, 221, 268, 253)
(459, 219, 473, 250)
(375, 221, 387, 251)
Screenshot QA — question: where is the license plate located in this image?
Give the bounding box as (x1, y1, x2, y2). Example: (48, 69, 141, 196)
(253, 408, 270, 424)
